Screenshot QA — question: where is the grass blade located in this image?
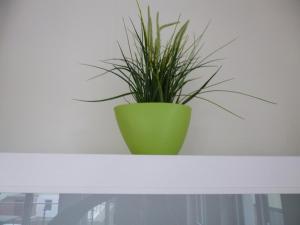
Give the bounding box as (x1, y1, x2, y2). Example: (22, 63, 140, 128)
(181, 66, 222, 104)
(73, 92, 134, 102)
(196, 96, 244, 119)
(204, 78, 235, 89)
(199, 89, 276, 104)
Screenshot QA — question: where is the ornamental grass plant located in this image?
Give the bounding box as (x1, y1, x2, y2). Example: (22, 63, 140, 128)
(77, 2, 275, 119)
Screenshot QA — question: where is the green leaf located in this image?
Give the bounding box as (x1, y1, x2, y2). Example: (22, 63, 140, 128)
(160, 21, 180, 30)
(196, 96, 244, 119)
(199, 89, 277, 104)
(204, 78, 235, 89)
(73, 92, 134, 102)
(181, 66, 222, 104)
(198, 38, 236, 65)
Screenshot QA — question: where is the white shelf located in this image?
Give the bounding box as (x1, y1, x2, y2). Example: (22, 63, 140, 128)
(0, 153, 299, 194)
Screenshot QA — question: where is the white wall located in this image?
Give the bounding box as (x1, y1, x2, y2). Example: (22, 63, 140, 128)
(0, 0, 299, 155)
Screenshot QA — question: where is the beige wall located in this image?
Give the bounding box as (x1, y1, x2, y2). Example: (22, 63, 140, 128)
(0, 0, 299, 155)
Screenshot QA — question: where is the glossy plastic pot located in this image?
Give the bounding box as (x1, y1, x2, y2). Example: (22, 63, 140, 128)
(114, 103, 191, 155)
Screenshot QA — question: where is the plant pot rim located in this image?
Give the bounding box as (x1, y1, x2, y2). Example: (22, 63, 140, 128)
(114, 102, 192, 110)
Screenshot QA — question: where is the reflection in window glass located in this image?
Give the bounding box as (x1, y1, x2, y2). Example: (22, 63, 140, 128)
(0, 193, 59, 225)
(268, 194, 283, 209)
(87, 202, 106, 224)
(0, 193, 298, 225)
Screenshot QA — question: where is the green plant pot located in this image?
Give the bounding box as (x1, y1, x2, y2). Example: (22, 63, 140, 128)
(114, 103, 191, 155)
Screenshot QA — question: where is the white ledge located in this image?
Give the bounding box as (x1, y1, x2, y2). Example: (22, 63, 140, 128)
(0, 153, 300, 194)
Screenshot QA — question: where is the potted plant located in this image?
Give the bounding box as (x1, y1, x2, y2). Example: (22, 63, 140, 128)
(76, 3, 275, 155)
